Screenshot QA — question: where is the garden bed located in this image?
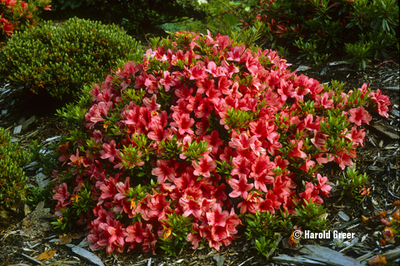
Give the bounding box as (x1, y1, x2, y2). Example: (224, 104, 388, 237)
(0, 52, 398, 265)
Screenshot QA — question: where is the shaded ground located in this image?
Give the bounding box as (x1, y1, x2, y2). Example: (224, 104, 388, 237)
(0, 41, 399, 265)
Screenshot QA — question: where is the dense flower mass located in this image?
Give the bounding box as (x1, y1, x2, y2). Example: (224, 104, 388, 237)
(52, 31, 390, 254)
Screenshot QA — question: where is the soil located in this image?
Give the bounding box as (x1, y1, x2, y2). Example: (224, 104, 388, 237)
(0, 35, 399, 266)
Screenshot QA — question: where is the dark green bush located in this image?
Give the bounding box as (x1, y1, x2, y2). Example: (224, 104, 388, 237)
(0, 127, 30, 211)
(0, 17, 143, 100)
(43, 0, 206, 33)
(203, 0, 399, 68)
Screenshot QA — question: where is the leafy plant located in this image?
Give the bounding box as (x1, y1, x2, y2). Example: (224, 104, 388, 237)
(46, 0, 206, 33)
(0, 127, 30, 211)
(245, 210, 292, 258)
(235, 0, 399, 67)
(0, 17, 143, 101)
(293, 199, 329, 232)
(339, 167, 370, 201)
(159, 212, 195, 256)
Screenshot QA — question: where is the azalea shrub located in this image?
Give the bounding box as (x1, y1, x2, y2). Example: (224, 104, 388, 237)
(52, 30, 390, 255)
(211, 0, 399, 67)
(0, 0, 51, 40)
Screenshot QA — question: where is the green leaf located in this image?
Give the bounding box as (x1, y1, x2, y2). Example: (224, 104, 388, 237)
(223, 14, 238, 27)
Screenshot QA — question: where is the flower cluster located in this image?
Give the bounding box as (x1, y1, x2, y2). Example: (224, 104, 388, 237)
(53, 31, 390, 254)
(0, 0, 51, 39)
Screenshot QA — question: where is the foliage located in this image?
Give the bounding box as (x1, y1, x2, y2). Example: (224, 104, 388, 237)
(25, 138, 63, 209)
(159, 212, 195, 256)
(245, 210, 291, 257)
(205, 0, 399, 68)
(293, 199, 329, 232)
(0, 127, 30, 211)
(45, 0, 206, 33)
(51, 31, 390, 255)
(344, 41, 372, 70)
(339, 167, 370, 201)
(0, 17, 142, 101)
(0, 0, 51, 40)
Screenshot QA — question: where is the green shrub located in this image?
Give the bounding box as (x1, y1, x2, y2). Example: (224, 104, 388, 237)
(203, 0, 399, 68)
(43, 0, 206, 33)
(0, 17, 143, 100)
(0, 127, 30, 211)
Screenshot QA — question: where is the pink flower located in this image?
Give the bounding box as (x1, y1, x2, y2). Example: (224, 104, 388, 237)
(369, 89, 390, 118)
(299, 182, 323, 204)
(100, 140, 120, 163)
(106, 220, 127, 254)
(231, 155, 251, 178)
(345, 126, 365, 147)
(171, 112, 195, 135)
(287, 139, 307, 159)
(206, 203, 229, 227)
(143, 94, 160, 112)
(316, 174, 331, 197)
(188, 64, 207, 80)
(193, 155, 217, 178)
(126, 221, 145, 245)
(202, 130, 224, 155)
(334, 149, 356, 170)
(315, 92, 334, 109)
(314, 152, 334, 165)
(159, 70, 179, 91)
(179, 194, 202, 219)
(299, 155, 316, 173)
(152, 159, 176, 183)
(348, 106, 372, 126)
(228, 175, 253, 199)
(311, 130, 328, 151)
(99, 174, 119, 201)
(141, 192, 171, 221)
(53, 183, 70, 204)
(227, 45, 246, 62)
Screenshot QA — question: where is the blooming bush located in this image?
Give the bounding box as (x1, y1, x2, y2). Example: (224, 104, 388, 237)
(0, 0, 51, 40)
(53, 31, 390, 255)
